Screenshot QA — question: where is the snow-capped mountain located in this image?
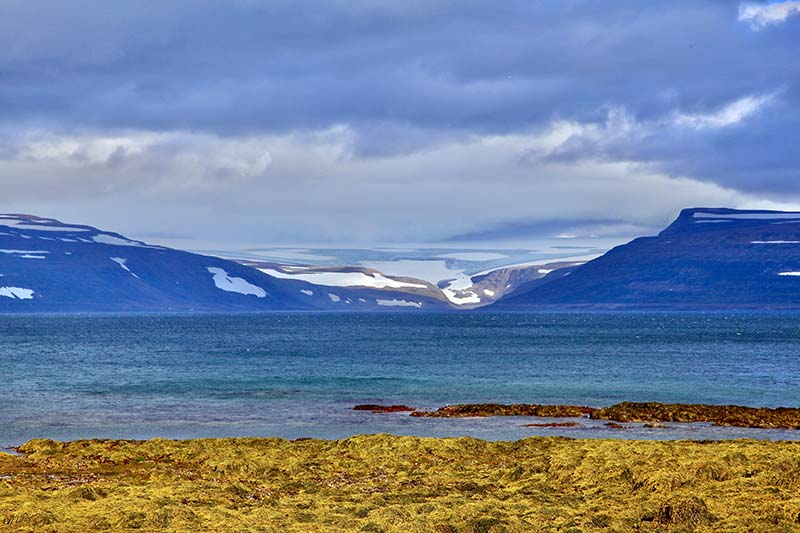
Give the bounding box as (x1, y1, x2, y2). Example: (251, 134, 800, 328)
(0, 215, 451, 312)
(235, 257, 585, 309)
(494, 208, 800, 309)
(6, 208, 800, 312)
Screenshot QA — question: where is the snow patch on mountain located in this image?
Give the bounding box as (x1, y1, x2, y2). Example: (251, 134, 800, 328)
(441, 273, 482, 305)
(259, 268, 427, 290)
(0, 287, 34, 300)
(111, 257, 140, 279)
(472, 254, 600, 277)
(0, 218, 89, 232)
(376, 298, 423, 308)
(0, 249, 49, 254)
(207, 267, 266, 297)
(361, 259, 481, 305)
(693, 212, 800, 220)
(0, 249, 47, 259)
(93, 234, 157, 248)
(361, 260, 459, 285)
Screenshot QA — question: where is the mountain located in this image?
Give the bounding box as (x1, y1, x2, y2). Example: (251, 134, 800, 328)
(236, 258, 586, 309)
(0, 215, 450, 312)
(469, 260, 584, 301)
(494, 208, 800, 309)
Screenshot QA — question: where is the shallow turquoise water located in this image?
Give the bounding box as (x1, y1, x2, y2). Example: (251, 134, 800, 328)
(2, 312, 800, 444)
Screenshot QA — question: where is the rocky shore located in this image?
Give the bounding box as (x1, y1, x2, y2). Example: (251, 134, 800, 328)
(357, 401, 800, 429)
(2, 436, 800, 532)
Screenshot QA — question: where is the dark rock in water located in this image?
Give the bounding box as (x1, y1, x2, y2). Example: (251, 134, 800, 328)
(494, 207, 800, 309)
(592, 401, 800, 429)
(409, 403, 595, 418)
(603, 422, 630, 429)
(523, 421, 580, 428)
(353, 404, 416, 413)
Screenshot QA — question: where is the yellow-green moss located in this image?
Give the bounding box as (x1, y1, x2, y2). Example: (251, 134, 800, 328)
(1, 435, 800, 532)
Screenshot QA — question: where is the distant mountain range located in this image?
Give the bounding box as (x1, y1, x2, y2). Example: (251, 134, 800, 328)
(4, 208, 799, 312)
(495, 208, 800, 309)
(0, 214, 452, 312)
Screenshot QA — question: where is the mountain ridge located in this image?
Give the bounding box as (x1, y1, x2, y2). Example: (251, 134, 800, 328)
(493, 207, 800, 309)
(0, 214, 452, 312)
(5, 208, 798, 312)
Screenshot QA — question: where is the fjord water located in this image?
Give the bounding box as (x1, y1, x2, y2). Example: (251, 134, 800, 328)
(3, 312, 800, 445)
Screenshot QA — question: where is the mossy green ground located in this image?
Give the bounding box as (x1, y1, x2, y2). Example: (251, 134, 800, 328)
(2, 435, 800, 532)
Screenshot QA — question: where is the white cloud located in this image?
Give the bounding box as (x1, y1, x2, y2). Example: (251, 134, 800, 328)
(672, 93, 776, 129)
(738, 1, 800, 29)
(1, 112, 796, 246)
(536, 92, 777, 165)
(4, 129, 273, 192)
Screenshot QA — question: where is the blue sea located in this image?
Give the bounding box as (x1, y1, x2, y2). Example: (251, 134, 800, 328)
(3, 312, 800, 446)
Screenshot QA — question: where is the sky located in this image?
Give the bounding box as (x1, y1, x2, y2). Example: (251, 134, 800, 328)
(1, 0, 799, 249)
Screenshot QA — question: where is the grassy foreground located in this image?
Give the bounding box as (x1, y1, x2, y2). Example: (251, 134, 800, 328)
(2, 436, 800, 532)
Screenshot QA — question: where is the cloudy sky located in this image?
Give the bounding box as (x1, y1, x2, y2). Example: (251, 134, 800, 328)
(1, 0, 799, 249)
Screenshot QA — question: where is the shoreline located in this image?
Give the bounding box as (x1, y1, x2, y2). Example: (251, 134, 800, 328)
(2, 435, 800, 532)
(6, 400, 800, 449)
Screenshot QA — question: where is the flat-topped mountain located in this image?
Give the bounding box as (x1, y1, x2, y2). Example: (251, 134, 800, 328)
(494, 208, 800, 309)
(0, 215, 450, 312)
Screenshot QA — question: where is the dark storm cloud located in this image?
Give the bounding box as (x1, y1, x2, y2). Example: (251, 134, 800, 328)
(0, 0, 799, 243)
(1, 2, 795, 127)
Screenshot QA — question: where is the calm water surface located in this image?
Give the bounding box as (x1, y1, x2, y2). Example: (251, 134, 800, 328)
(2, 312, 800, 445)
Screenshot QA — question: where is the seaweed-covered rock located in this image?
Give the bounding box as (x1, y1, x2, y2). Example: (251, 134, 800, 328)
(523, 422, 580, 428)
(592, 401, 800, 429)
(353, 405, 416, 413)
(410, 403, 594, 418)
